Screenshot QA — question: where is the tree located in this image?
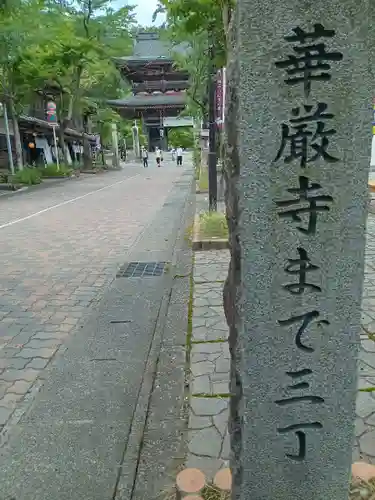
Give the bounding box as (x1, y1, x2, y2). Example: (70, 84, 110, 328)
(0, 0, 46, 169)
(0, 0, 135, 171)
(153, 0, 234, 124)
(172, 32, 209, 121)
(17, 0, 135, 167)
(153, 0, 235, 66)
(168, 127, 194, 149)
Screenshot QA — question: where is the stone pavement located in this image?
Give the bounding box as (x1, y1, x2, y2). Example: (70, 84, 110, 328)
(186, 212, 375, 477)
(0, 161, 188, 439)
(187, 250, 230, 478)
(355, 213, 375, 464)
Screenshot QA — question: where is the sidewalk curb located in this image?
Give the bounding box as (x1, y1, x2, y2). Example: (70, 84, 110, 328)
(114, 172, 195, 500)
(114, 284, 173, 500)
(0, 169, 118, 201)
(0, 176, 75, 200)
(0, 186, 29, 197)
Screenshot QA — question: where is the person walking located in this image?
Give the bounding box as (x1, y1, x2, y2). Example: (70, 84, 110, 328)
(176, 146, 183, 166)
(171, 147, 176, 161)
(156, 147, 162, 167)
(142, 147, 148, 167)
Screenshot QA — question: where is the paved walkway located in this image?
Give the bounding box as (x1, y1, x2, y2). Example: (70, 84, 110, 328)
(0, 160, 187, 437)
(187, 212, 375, 478)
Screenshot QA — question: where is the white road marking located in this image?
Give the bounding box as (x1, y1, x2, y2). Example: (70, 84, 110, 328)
(0, 175, 139, 230)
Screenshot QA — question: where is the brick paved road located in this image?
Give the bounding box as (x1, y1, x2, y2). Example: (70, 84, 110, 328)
(0, 163, 186, 432)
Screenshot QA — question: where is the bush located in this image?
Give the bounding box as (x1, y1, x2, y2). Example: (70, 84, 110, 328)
(169, 127, 195, 149)
(0, 172, 9, 183)
(39, 163, 72, 177)
(199, 168, 209, 191)
(12, 167, 42, 185)
(199, 211, 228, 240)
(193, 145, 201, 179)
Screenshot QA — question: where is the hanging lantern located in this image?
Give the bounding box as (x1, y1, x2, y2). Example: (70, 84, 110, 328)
(46, 101, 57, 123)
(46, 101, 56, 111)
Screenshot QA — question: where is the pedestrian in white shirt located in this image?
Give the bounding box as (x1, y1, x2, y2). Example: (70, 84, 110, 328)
(176, 147, 183, 166)
(156, 147, 162, 167)
(142, 147, 148, 167)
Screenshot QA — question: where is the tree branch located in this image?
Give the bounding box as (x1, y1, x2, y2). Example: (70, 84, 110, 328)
(83, 0, 93, 39)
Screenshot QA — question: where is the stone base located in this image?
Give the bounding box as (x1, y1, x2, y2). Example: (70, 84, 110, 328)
(192, 215, 229, 251)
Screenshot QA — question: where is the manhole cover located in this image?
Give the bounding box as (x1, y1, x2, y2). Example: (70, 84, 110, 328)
(116, 262, 168, 278)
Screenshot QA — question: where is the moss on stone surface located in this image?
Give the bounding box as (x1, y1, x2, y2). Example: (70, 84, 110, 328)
(191, 339, 227, 345)
(192, 393, 231, 399)
(199, 168, 209, 191)
(201, 485, 230, 500)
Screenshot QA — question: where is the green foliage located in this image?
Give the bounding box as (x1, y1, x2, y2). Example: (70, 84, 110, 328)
(173, 34, 209, 119)
(139, 133, 147, 147)
(39, 163, 72, 177)
(0, 0, 46, 113)
(1, 0, 135, 128)
(199, 211, 228, 240)
(0, 171, 8, 183)
(12, 167, 42, 185)
(154, 0, 234, 65)
(199, 168, 209, 192)
(193, 143, 201, 170)
(0, 0, 137, 169)
(156, 0, 231, 65)
(153, 0, 234, 120)
(168, 127, 194, 149)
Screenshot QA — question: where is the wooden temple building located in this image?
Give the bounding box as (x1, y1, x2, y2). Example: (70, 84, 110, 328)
(109, 31, 191, 151)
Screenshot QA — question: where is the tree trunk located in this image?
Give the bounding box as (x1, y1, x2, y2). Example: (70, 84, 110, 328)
(82, 115, 92, 170)
(9, 98, 23, 170)
(60, 67, 82, 165)
(222, 1, 231, 45)
(100, 133, 106, 165)
(59, 128, 69, 165)
(58, 92, 69, 164)
(83, 137, 92, 169)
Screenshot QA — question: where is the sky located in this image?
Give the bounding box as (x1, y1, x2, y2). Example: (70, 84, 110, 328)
(113, 0, 162, 27)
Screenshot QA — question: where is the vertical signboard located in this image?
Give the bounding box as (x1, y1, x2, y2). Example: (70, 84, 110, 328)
(215, 68, 226, 129)
(215, 68, 224, 129)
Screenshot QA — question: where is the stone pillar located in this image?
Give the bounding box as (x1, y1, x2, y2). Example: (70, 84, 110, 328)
(111, 122, 119, 168)
(224, 2, 372, 500)
(132, 123, 140, 159)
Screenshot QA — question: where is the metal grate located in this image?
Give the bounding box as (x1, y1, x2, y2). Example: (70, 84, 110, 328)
(116, 261, 168, 278)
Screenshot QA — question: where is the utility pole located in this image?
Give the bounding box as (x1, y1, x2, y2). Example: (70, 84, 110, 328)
(207, 28, 217, 212)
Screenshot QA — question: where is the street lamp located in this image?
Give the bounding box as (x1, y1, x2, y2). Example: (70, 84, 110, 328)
(0, 101, 14, 175)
